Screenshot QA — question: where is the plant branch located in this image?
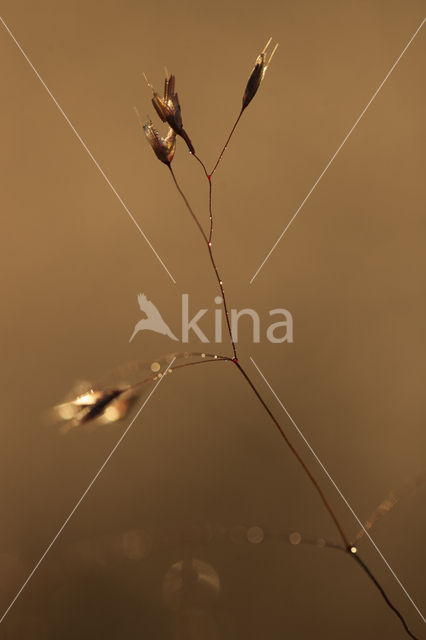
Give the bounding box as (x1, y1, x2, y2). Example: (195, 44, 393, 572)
(168, 165, 208, 244)
(210, 108, 244, 178)
(192, 153, 209, 179)
(351, 551, 419, 640)
(191, 154, 214, 242)
(168, 166, 238, 360)
(128, 354, 231, 393)
(232, 359, 351, 549)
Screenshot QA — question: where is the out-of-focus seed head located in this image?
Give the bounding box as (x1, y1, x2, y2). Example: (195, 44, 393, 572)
(53, 387, 132, 434)
(242, 37, 278, 110)
(143, 120, 176, 165)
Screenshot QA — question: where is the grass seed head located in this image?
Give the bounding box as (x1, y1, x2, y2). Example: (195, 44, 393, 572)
(242, 37, 278, 110)
(144, 72, 195, 154)
(143, 120, 176, 165)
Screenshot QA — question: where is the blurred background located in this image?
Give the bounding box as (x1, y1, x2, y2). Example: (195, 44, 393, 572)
(1, 1, 425, 638)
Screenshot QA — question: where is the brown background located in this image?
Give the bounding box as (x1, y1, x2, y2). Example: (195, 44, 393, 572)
(1, 1, 425, 638)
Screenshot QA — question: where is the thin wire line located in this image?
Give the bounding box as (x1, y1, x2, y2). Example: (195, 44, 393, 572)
(0, 357, 176, 625)
(249, 356, 425, 624)
(0, 15, 176, 284)
(249, 18, 425, 284)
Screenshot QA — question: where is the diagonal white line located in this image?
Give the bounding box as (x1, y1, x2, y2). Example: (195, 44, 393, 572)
(249, 356, 425, 623)
(0, 357, 176, 625)
(249, 18, 425, 284)
(0, 15, 176, 284)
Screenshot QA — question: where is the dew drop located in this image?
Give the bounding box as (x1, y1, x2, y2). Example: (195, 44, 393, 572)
(247, 526, 264, 544)
(289, 532, 302, 545)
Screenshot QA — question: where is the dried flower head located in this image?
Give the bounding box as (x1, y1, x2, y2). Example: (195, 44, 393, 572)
(242, 37, 278, 111)
(143, 120, 176, 165)
(144, 72, 195, 154)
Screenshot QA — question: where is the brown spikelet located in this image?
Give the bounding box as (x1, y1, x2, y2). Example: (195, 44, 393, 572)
(242, 37, 278, 110)
(143, 120, 176, 165)
(144, 72, 195, 154)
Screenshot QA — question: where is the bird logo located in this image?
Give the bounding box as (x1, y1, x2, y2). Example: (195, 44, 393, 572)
(129, 293, 179, 343)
